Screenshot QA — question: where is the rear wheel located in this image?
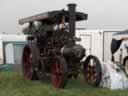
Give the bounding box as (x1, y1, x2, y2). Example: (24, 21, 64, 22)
(22, 45, 39, 80)
(50, 56, 68, 88)
(83, 55, 102, 87)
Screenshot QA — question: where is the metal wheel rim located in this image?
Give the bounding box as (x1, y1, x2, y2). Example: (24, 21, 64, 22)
(50, 60, 63, 88)
(22, 46, 32, 79)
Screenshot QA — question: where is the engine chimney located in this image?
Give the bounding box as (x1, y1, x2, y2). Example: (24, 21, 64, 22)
(68, 3, 76, 37)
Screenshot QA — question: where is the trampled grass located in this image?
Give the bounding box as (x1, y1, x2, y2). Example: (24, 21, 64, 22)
(0, 71, 128, 96)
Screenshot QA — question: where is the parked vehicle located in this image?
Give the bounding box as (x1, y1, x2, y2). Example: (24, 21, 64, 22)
(19, 3, 102, 88)
(111, 31, 128, 75)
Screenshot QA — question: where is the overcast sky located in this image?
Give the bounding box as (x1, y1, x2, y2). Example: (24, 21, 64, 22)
(0, 0, 128, 34)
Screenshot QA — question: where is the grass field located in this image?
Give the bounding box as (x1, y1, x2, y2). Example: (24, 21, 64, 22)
(0, 72, 128, 96)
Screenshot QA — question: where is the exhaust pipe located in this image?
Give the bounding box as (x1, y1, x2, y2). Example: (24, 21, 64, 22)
(67, 3, 76, 37)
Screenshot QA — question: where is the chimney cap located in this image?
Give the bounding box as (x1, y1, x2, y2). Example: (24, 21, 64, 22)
(67, 3, 77, 7)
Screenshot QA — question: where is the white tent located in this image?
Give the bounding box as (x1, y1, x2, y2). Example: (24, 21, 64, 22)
(0, 34, 27, 64)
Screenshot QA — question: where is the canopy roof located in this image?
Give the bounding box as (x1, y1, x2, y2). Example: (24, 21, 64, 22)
(113, 30, 128, 35)
(19, 10, 88, 25)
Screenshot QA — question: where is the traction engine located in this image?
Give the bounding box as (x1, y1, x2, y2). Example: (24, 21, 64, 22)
(19, 3, 102, 88)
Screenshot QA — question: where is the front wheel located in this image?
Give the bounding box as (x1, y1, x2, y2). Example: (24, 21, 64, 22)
(50, 56, 68, 88)
(83, 55, 102, 87)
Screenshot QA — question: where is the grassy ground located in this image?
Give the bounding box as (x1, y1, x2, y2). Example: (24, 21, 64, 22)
(0, 72, 128, 96)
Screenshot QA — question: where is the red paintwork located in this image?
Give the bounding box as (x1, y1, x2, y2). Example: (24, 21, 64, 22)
(22, 46, 32, 80)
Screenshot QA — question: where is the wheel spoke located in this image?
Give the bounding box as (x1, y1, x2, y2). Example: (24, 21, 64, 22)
(50, 57, 67, 88)
(51, 62, 63, 87)
(22, 46, 33, 80)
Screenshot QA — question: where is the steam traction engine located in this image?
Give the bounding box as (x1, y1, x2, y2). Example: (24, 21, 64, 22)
(19, 3, 102, 88)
